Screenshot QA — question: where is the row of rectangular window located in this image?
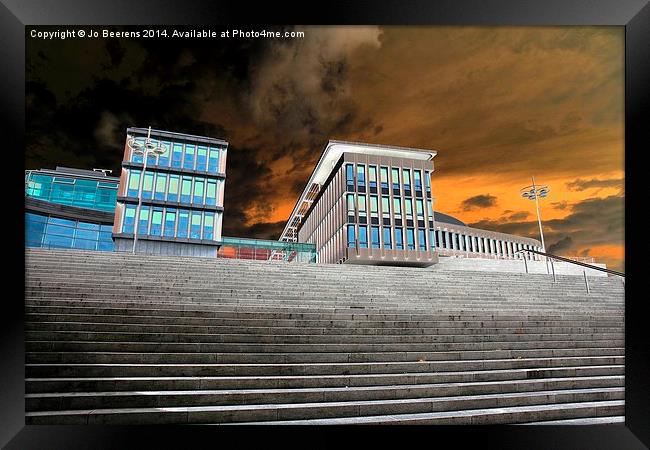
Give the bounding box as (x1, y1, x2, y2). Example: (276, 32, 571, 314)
(25, 173, 118, 213)
(346, 225, 435, 251)
(126, 170, 222, 206)
(130, 138, 224, 174)
(25, 213, 114, 251)
(346, 193, 433, 220)
(346, 164, 431, 196)
(121, 204, 219, 241)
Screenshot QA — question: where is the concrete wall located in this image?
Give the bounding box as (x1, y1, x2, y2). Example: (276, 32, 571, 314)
(114, 237, 218, 257)
(434, 255, 609, 277)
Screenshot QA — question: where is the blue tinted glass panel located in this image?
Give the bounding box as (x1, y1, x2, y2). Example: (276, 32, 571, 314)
(25, 213, 46, 247)
(429, 230, 436, 250)
(164, 209, 177, 237)
(127, 170, 141, 197)
(357, 165, 365, 187)
(206, 180, 217, 206)
(172, 143, 183, 168)
(347, 225, 355, 248)
(197, 146, 208, 172)
(183, 144, 196, 170)
(168, 175, 179, 202)
(150, 208, 163, 236)
(142, 172, 154, 199)
(383, 227, 392, 249)
(346, 164, 354, 189)
(395, 227, 404, 250)
(208, 147, 220, 173)
(154, 173, 167, 200)
(122, 205, 136, 234)
(406, 228, 415, 250)
(180, 177, 192, 204)
(418, 229, 426, 250)
(193, 178, 205, 204)
(138, 206, 150, 235)
(358, 226, 368, 248)
(190, 211, 202, 239)
(371, 226, 380, 249)
(158, 141, 171, 167)
(203, 212, 214, 240)
(177, 210, 189, 238)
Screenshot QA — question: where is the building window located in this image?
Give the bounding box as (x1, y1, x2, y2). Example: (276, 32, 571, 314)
(164, 209, 177, 237)
(73, 222, 99, 250)
(206, 179, 217, 206)
(358, 226, 368, 248)
(181, 177, 192, 204)
(425, 171, 431, 196)
(393, 197, 402, 219)
(154, 173, 167, 201)
(418, 229, 426, 250)
(183, 144, 196, 170)
(405, 198, 413, 220)
(406, 228, 415, 250)
(416, 199, 424, 220)
(371, 226, 380, 249)
(383, 227, 392, 249)
(427, 199, 433, 219)
(346, 164, 354, 191)
(122, 205, 136, 234)
(429, 230, 436, 250)
(358, 194, 367, 218)
(196, 146, 208, 172)
(203, 212, 215, 240)
(158, 141, 171, 167)
(395, 227, 404, 250)
(347, 224, 355, 248)
(356, 165, 366, 188)
(193, 178, 205, 204)
(177, 210, 190, 238)
(172, 143, 183, 168)
(391, 168, 400, 191)
(25, 213, 47, 247)
(368, 165, 377, 190)
(127, 170, 141, 197)
(142, 171, 154, 199)
(137, 206, 150, 235)
(168, 175, 179, 202)
(208, 147, 220, 173)
(403, 169, 411, 191)
(414, 170, 422, 192)
(380, 167, 389, 189)
(190, 211, 202, 239)
(150, 208, 163, 236)
(370, 195, 379, 218)
(381, 196, 390, 218)
(346, 194, 355, 216)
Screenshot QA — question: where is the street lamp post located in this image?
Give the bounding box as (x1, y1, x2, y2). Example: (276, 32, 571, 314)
(127, 126, 166, 253)
(520, 176, 550, 272)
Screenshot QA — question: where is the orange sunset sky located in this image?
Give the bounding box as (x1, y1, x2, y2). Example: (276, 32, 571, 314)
(26, 26, 625, 271)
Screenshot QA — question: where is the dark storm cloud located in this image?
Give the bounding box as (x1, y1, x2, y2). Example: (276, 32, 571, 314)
(468, 194, 624, 270)
(506, 211, 530, 221)
(460, 194, 498, 211)
(566, 177, 624, 193)
(551, 201, 569, 210)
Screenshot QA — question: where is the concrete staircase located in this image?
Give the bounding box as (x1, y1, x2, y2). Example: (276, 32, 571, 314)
(24, 248, 625, 425)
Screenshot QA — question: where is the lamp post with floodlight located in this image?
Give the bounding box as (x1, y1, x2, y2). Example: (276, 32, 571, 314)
(126, 126, 166, 253)
(520, 176, 550, 271)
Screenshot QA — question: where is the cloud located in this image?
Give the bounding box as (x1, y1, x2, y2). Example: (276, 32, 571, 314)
(566, 177, 624, 194)
(460, 194, 498, 211)
(551, 201, 569, 210)
(93, 111, 121, 148)
(506, 210, 530, 221)
(547, 236, 574, 253)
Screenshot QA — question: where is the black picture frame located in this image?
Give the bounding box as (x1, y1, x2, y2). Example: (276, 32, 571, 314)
(1, 0, 648, 448)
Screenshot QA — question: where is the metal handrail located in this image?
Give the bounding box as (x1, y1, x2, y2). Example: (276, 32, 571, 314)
(514, 248, 624, 278)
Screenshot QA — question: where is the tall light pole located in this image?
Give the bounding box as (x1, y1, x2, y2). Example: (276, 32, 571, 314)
(520, 176, 550, 270)
(127, 126, 166, 253)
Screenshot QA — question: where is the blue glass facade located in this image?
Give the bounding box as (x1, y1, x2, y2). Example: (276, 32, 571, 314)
(25, 171, 118, 213)
(26, 212, 114, 251)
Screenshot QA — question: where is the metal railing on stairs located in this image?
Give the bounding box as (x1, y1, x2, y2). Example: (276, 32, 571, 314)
(514, 248, 624, 294)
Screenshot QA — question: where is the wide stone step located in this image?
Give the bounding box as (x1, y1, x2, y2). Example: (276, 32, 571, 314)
(25, 355, 625, 377)
(25, 376, 624, 411)
(26, 346, 624, 364)
(232, 400, 624, 425)
(25, 365, 624, 393)
(24, 388, 624, 424)
(25, 322, 623, 344)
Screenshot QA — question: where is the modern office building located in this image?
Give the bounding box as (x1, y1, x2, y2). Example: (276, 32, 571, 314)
(112, 127, 228, 257)
(280, 140, 544, 266)
(25, 167, 118, 251)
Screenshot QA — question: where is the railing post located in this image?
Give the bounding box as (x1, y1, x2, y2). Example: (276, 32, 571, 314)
(523, 254, 528, 274)
(583, 270, 590, 294)
(550, 258, 556, 282)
